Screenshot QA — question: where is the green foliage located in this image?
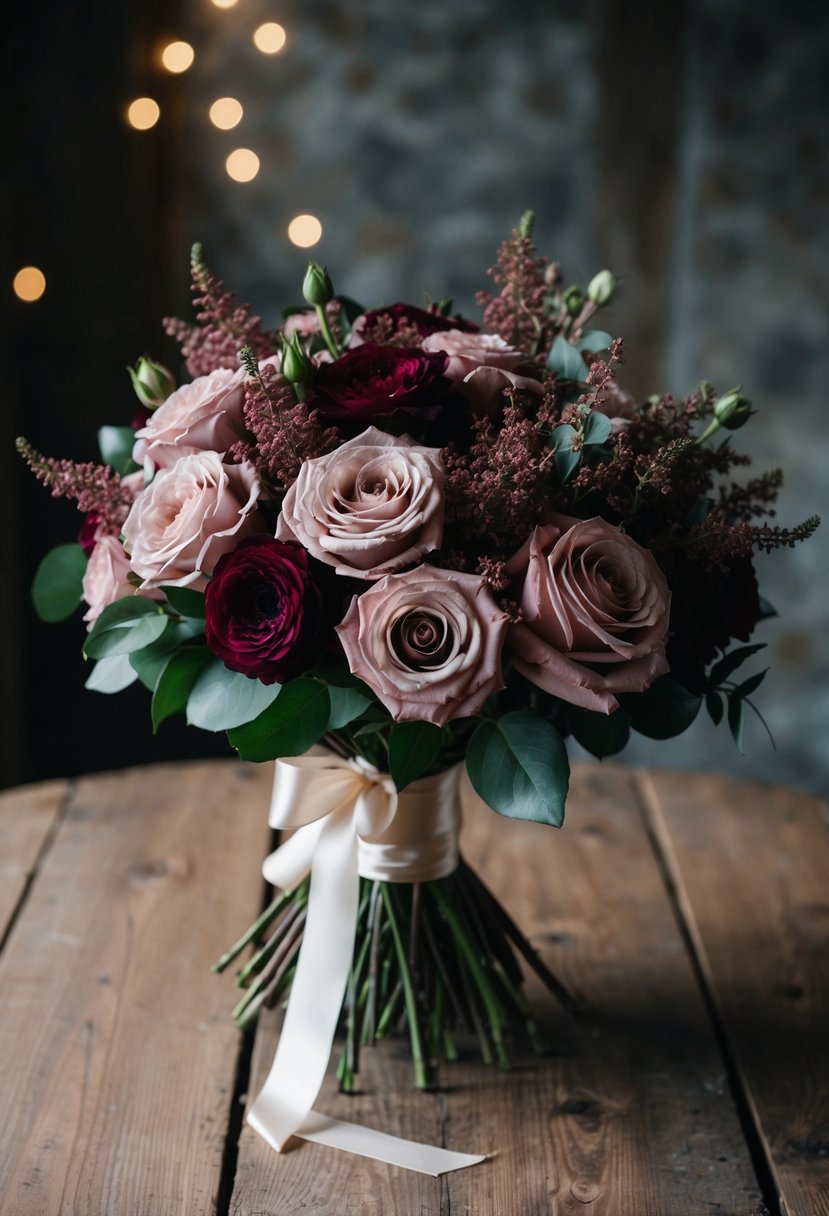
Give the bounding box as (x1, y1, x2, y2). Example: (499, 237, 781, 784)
(569, 706, 630, 759)
(97, 426, 139, 475)
(582, 410, 612, 447)
(228, 678, 330, 761)
(32, 543, 88, 623)
(577, 330, 613, 353)
(326, 683, 374, 729)
(388, 721, 444, 791)
(466, 711, 569, 827)
(623, 677, 702, 740)
(151, 647, 212, 732)
(186, 658, 281, 732)
(551, 424, 581, 487)
(85, 652, 139, 694)
(161, 586, 206, 619)
(547, 335, 587, 382)
(83, 597, 168, 660)
(129, 619, 205, 690)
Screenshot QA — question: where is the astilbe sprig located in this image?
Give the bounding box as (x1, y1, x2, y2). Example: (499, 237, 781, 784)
(476, 212, 560, 356)
(164, 244, 279, 378)
(15, 437, 135, 533)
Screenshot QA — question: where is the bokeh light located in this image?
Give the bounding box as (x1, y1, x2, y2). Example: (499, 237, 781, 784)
(226, 148, 260, 182)
(253, 23, 287, 54)
(211, 0, 239, 7)
(126, 98, 161, 130)
(13, 267, 47, 302)
(288, 214, 323, 248)
(209, 97, 244, 130)
(161, 41, 195, 73)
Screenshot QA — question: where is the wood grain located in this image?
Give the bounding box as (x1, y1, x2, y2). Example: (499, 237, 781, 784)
(0, 761, 272, 1216)
(231, 764, 761, 1216)
(641, 769, 829, 1216)
(0, 777, 69, 942)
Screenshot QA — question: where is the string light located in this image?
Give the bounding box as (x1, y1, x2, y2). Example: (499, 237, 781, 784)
(161, 41, 195, 73)
(209, 97, 244, 130)
(253, 23, 287, 54)
(288, 214, 323, 248)
(126, 98, 161, 129)
(226, 148, 260, 182)
(13, 267, 47, 302)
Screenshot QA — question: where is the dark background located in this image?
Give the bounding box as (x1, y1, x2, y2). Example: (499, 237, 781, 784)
(3, 0, 828, 792)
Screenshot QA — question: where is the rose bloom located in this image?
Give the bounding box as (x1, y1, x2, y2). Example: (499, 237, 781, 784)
(507, 515, 671, 714)
(122, 451, 262, 591)
(421, 330, 543, 412)
(337, 565, 508, 727)
(205, 537, 324, 684)
(593, 380, 639, 433)
(82, 535, 135, 626)
(305, 343, 449, 423)
(133, 357, 279, 468)
(276, 426, 445, 579)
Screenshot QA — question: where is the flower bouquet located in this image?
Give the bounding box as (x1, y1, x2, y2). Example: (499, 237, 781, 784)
(19, 212, 818, 1172)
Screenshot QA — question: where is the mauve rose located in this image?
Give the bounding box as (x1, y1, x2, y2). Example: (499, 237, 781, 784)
(337, 565, 508, 727)
(205, 537, 324, 684)
(133, 357, 279, 468)
(507, 515, 671, 714)
(351, 302, 478, 344)
(276, 426, 445, 579)
(122, 451, 262, 591)
(82, 535, 134, 626)
(594, 380, 639, 433)
(420, 330, 543, 412)
(306, 343, 449, 423)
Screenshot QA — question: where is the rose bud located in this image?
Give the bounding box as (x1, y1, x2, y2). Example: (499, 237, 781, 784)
(280, 331, 315, 386)
(587, 270, 618, 307)
(302, 262, 334, 308)
(128, 356, 176, 410)
(205, 536, 325, 684)
(714, 387, 753, 431)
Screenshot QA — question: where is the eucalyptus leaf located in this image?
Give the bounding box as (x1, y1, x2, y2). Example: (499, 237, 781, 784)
(577, 330, 614, 353)
(129, 619, 205, 690)
(623, 677, 702, 740)
(97, 425, 139, 475)
(161, 585, 207, 619)
(708, 643, 766, 687)
(85, 652, 139, 694)
(83, 598, 169, 659)
(32, 543, 88, 623)
(547, 335, 587, 382)
(152, 647, 212, 732)
(186, 658, 281, 732)
(466, 711, 569, 827)
(569, 706, 629, 759)
(227, 678, 330, 761)
(551, 424, 581, 487)
(388, 721, 444, 791)
(582, 410, 612, 447)
(327, 683, 374, 730)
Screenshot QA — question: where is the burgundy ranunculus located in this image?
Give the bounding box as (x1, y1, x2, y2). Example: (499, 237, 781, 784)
(78, 511, 102, 555)
(306, 343, 450, 423)
(204, 536, 324, 684)
(360, 302, 478, 338)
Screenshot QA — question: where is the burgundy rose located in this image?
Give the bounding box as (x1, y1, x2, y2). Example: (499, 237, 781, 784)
(358, 302, 478, 340)
(306, 343, 450, 423)
(205, 536, 324, 684)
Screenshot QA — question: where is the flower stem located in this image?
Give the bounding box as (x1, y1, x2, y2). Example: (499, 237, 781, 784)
(381, 884, 429, 1088)
(315, 304, 341, 359)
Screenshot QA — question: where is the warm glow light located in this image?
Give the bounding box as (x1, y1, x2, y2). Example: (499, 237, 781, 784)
(13, 266, 47, 303)
(211, 0, 239, 6)
(126, 97, 161, 130)
(209, 97, 244, 130)
(253, 22, 287, 54)
(226, 148, 260, 182)
(161, 41, 195, 73)
(288, 214, 323, 248)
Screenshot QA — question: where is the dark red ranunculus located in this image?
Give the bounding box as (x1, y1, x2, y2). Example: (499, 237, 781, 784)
(307, 343, 450, 422)
(205, 536, 324, 684)
(361, 302, 478, 338)
(78, 511, 102, 554)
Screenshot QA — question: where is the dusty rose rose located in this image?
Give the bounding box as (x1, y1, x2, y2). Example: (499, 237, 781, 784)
(337, 565, 508, 726)
(122, 451, 262, 591)
(82, 535, 134, 626)
(420, 330, 542, 412)
(594, 380, 639, 433)
(507, 515, 671, 714)
(133, 358, 279, 468)
(277, 427, 445, 579)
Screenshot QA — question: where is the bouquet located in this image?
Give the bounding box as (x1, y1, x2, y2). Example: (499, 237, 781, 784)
(18, 212, 818, 1172)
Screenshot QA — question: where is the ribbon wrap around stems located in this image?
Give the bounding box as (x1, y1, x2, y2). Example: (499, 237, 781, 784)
(246, 750, 485, 1175)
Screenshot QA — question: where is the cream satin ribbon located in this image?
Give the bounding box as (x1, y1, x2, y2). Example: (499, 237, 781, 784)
(246, 751, 485, 1175)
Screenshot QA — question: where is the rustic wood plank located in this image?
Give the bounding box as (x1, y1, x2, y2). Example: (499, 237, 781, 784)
(640, 769, 829, 1216)
(0, 760, 273, 1216)
(231, 764, 761, 1215)
(0, 778, 70, 944)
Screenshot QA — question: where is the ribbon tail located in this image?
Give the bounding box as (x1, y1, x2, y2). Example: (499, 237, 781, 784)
(295, 1110, 486, 1175)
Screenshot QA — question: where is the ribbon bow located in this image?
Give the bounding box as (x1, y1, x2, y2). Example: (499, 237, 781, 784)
(246, 751, 484, 1175)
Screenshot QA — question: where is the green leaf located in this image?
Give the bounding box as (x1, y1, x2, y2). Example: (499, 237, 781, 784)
(161, 585, 207, 619)
(327, 683, 374, 729)
(186, 658, 282, 732)
(228, 678, 330, 761)
(85, 652, 139, 694)
(727, 693, 746, 753)
(757, 596, 777, 621)
(551, 424, 581, 487)
(706, 691, 724, 726)
(708, 643, 766, 687)
(466, 711, 569, 827)
(32, 543, 88, 623)
(569, 706, 629, 759)
(83, 597, 169, 659)
(97, 425, 139, 475)
(152, 647, 213, 732)
(388, 721, 444, 791)
(623, 677, 702, 739)
(547, 335, 587, 382)
(577, 330, 613, 353)
(129, 619, 205, 690)
(582, 410, 612, 447)
(734, 668, 768, 698)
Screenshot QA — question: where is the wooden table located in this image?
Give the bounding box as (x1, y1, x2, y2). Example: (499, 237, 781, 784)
(0, 761, 826, 1215)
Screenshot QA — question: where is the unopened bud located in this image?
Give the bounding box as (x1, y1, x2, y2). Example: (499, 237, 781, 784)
(280, 332, 313, 384)
(128, 356, 175, 409)
(714, 387, 752, 430)
(302, 262, 333, 307)
(562, 285, 583, 316)
(587, 269, 617, 307)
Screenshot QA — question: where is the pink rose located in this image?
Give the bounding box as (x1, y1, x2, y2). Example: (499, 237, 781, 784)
(594, 381, 639, 433)
(82, 535, 134, 626)
(133, 358, 279, 468)
(276, 426, 445, 579)
(421, 330, 542, 411)
(122, 451, 262, 590)
(336, 565, 508, 726)
(507, 515, 671, 714)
